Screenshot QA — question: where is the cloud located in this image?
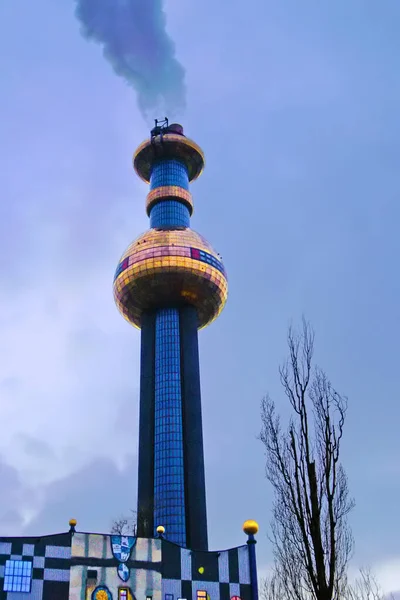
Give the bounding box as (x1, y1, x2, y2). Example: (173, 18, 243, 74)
(23, 456, 136, 536)
(0, 237, 142, 485)
(0, 25, 147, 525)
(374, 558, 400, 596)
(0, 455, 36, 535)
(0, 452, 136, 537)
(16, 435, 54, 461)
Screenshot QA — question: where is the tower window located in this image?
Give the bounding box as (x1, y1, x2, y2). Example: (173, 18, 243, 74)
(119, 590, 129, 600)
(197, 592, 207, 600)
(3, 559, 32, 593)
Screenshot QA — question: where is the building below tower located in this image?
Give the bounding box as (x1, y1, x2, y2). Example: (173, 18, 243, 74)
(0, 520, 259, 600)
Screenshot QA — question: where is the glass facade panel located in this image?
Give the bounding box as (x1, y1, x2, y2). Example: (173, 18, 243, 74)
(154, 308, 186, 546)
(150, 160, 189, 191)
(150, 200, 190, 229)
(3, 559, 32, 592)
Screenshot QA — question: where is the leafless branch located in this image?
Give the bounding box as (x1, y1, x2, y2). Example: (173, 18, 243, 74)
(344, 567, 394, 600)
(110, 509, 137, 536)
(260, 320, 354, 600)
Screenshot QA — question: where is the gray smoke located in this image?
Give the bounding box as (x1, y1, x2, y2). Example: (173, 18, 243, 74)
(75, 0, 186, 120)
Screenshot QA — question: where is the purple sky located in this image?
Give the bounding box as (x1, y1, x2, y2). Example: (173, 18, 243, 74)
(1, 0, 400, 594)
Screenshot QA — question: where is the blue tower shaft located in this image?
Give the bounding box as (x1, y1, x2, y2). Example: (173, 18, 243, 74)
(136, 158, 208, 549)
(154, 308, 186, 546)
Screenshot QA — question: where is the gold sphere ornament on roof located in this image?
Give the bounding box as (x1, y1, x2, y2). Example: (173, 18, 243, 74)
(243, 520, 259, 535)
(156, 525, 165, 534)
(69, 518, 77, 527)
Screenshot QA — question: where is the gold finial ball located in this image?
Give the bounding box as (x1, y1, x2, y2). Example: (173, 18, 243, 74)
(243, 520, 259, 535)
(69, 518, 77, 527)
(156, 525, 165, 534)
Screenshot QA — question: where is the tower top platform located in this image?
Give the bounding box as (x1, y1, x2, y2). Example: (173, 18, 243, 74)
(133, 121, 205, 183)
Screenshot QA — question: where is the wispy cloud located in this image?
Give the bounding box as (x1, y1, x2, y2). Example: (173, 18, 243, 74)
(374, 558, 400, 595)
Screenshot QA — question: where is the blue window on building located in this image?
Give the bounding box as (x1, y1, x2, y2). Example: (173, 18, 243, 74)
(165, 594, 174, 600)
(150, 159, 189, 191)
(153, 308, 186, 546)
(3, 559, 32, 592)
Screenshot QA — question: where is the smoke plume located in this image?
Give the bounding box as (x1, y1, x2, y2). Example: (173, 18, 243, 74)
(75, 0, 186, 120)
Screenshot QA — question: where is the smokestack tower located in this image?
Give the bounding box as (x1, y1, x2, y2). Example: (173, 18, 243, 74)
(113, 119, 228, 550)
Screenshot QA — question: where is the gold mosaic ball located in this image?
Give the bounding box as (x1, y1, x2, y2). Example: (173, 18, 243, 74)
(113, 228, 228, 329)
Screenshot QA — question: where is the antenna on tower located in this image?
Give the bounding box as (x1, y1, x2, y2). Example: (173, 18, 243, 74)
(150, 117, 169, 141)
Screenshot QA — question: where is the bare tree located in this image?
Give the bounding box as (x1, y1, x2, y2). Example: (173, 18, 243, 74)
(260, 319, 355, 600)
(261, 567, 394, 600)
(345, 567, 395, 600)
(260, 571, 286, 600)
(110, 510, 137, 536)
(110, 503, 156, 537)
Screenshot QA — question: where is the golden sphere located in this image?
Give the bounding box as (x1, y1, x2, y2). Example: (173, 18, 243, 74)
(156, 525, 165, 534)
(114, 228, 228, 329)
(243, 520, 259, 535)
(69, 518, 77, 527)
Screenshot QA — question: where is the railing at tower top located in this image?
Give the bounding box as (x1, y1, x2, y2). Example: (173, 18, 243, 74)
(150, 117, 185, 144)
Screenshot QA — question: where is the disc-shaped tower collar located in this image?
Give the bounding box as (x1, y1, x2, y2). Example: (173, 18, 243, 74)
(133, 132, 205, 183)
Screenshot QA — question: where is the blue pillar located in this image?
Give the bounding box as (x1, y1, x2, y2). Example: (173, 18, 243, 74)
(180, 305, 208, 551)
(149, 159, 190, 229)
(247, 533, 259, 600)
(153, 308, 187, 546)
(137, 312, 156, 538)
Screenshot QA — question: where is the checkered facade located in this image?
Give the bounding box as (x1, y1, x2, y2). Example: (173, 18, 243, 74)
(0, 533, 71, 599)
(161, 541, 253, 600)
(0, 534, 254, 600)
